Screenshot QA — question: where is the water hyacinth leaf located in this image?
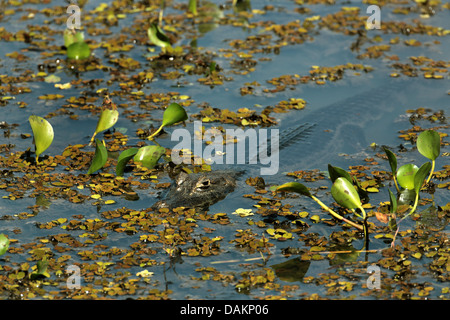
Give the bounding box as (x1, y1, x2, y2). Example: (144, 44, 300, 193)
(148, 103, 188, 140)
(66, 41, 91, 60)
(30, 259, 50, 280)
(162, 102, 188, 127)
(383, 147, 397, 173)
(63, 29, 85, 48)
(133, 145, 166, 169)
(414, 162, 432, 194)
(90, 97, 119, 144)
(331, 177, 361, 211)
(328, 164, 353, 184)
(116, 147, 139, 176)
(397, 163, 418, 190)
(188, 0, 197, 15)
(0, 234, 9, 256)
(384, 147, 400, 192)
(417, 130, 440, 161)
(94, 108, 119, 135)
(87, 139, 108, 174)
(29, 115, 54, 164)
(275, 182, 312, 197)
(388, 189, 397, 214)
(276, 182, 363, 231)
(328, 164, 368, 203)
(147, 23, 171, 49)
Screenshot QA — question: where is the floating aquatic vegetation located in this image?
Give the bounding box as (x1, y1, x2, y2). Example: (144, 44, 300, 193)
(89, 95, 119, 145)
(28, 115, 54, 165)
(147, 102, 188, 140)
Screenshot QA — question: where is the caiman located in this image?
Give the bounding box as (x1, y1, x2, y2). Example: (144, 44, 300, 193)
(153, 80, 403, 211)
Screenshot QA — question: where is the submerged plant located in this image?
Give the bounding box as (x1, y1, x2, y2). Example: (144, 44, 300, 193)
(28, 115, 54, 165)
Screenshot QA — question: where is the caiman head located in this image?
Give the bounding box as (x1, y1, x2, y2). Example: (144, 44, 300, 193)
(153, 170, 239, 211)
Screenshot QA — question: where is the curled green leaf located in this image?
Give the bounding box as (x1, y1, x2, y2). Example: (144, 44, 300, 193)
(383, 147, 397, 174)
(90, 96, 119, 144)
(388, 189, 397, 214)
(29, 115, 54, 164)
(134, 145, 166, 169)
(328, 164, 352, 184)
(331, 177, 362, 211)
(275, 182, 312, 197)
(87, 139, 108, 174)
(116, 147, 139, 176)
(147, 23, 171, 49)
(414, 162, 432, 194)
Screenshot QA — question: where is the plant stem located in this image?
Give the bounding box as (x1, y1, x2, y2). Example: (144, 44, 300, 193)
(310, 195, 364, 231)
(425, 160, 435, 184)
(393, 174, 400, 193)
(147, 125, 164, 140)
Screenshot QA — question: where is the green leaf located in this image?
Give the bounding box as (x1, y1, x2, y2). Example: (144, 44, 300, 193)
(116, 147, 139, 176)
(87, 139, 108, 174)
(66, 41, 91, 60)
(328, 164, 368, 203)
(188, 0, 197, 15)
(331, 177, 362, 210)
(90, 96, 119, 144)
(414, 162, 432, 194)
(397, 164, 419, 190)
(162, 102, 188, 127)
(148, 102, 188, 140)
(133, 145, 166, 169)
(388, 189, 397, 214)
(63, 29, 85, 48)
(383, 147, 397, 173)
(94, 108, 119, 136)
(328, 164, 353, 184)
(147, 23, 171, 49)
(29, 115, 54, 163)
(0, 234, 10, 256)
(417, 130, 440, 161)
(275, 182, 312, 197)
(30, 259, 50, 280)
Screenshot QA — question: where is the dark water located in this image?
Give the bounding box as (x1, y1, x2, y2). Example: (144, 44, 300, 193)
(0, 0, 449, 300)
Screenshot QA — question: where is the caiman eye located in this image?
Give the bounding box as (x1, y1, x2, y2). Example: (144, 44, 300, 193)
(196, 179, 211, 191)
